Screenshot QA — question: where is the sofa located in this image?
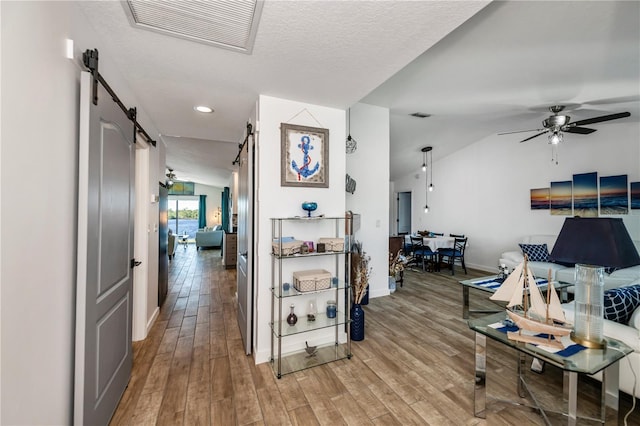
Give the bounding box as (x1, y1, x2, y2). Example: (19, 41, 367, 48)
(196, 225, 223, 249)
(499, 235, 640, 291)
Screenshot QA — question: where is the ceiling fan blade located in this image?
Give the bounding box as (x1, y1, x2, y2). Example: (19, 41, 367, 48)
(571, 111, 630, 126)
(564, 127, 597, 135)
(498, 128, 545, 135)
(519, 131, 547, 143)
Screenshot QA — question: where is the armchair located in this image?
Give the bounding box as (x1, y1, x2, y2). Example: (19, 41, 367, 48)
(168, 232, 177, 260)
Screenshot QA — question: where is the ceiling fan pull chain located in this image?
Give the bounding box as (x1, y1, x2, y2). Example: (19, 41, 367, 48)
(551, 145, 559, 165)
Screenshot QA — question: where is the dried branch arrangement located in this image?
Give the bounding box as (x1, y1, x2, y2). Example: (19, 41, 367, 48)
(351, 251, 371, 305)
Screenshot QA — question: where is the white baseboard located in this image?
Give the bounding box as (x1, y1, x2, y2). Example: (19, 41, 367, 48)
(146, 307, 159, 335)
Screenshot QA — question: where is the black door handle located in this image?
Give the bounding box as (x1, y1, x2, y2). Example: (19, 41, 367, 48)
(130, 258, 142, 268)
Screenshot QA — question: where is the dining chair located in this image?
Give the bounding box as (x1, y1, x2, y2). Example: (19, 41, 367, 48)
(449, 233, 465, 238)
(438, 237, 467, 275)
(403, 235, 413, 255)
(409, 236, 436, 272)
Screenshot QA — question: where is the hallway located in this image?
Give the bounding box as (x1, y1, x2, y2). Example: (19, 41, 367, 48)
(110, 245, 260, 424)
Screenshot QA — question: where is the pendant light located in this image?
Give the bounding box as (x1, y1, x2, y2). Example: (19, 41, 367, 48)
(166, 168, 176, 188)
(421, 146, 432, 213)
(346, 108, 358, 154)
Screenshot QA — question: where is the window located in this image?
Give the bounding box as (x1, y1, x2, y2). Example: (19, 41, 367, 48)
(168, 197, 199, 238)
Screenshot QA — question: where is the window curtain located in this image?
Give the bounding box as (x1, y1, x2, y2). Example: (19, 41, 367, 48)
(221, 187, 230, 232)
(198, 194, 207, 229)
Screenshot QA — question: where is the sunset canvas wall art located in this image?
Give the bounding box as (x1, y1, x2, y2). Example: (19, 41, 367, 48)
(600, 175, 628, 215)
(632, 182, 640, 210)
(573, 172, 598, 217)
(550, 181, 572, 216)
(530, 188, 550, 210)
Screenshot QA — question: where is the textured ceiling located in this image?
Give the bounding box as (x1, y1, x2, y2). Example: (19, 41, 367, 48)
(363, 1, 640, 181)
(77, 1, 639, 187)
(77, 0, 489, 187)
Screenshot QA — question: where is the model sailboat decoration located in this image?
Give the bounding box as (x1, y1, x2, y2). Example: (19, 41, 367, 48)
(490, 256, 571, 349)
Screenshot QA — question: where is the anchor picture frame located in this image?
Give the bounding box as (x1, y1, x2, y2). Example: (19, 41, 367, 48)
(280, 123, 329, 188)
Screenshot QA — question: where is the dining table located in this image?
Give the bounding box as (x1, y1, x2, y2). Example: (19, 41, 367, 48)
(404, 235, 455, 252)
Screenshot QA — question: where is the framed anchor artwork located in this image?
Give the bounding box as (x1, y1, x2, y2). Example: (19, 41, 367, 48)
(280, 123, 329, 188)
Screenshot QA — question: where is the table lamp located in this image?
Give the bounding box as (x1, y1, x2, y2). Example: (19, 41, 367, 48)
(550, 218, 640, 348)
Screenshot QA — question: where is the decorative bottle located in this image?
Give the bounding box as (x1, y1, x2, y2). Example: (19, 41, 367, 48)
(326, 300, 337, 318)
(286, 304, 298, 326)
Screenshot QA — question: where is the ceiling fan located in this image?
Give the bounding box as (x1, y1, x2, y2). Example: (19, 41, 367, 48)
(165, 168, 176, 188)
(499, 105, 631, 144)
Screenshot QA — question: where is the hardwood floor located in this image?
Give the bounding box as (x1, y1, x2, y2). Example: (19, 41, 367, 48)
(110, 246, 639, 425)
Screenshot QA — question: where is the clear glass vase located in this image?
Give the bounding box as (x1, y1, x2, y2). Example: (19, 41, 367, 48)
(572, 264, 605, 348)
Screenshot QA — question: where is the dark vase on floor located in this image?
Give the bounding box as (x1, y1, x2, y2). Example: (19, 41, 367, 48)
(351, 304, 365, 341)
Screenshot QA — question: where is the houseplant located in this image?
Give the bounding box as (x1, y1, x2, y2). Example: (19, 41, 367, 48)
(389, 250, 410, 292)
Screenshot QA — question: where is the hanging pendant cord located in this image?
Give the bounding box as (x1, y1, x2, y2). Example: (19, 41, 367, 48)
(82, 49, 156, 147)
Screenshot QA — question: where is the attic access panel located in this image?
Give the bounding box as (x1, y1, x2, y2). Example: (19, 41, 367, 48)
(123, 0, 264, 54)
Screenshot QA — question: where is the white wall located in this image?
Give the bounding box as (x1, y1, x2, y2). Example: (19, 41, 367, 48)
(194, 183, 224, 226)
(346, 103, 390, 299)
(254, 95, 346, 364)
(1, 3, 161, 423)
(392, 121, 640, 272)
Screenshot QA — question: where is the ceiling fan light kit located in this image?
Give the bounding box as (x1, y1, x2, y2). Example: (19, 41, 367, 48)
(498, 104, 631, 163)
(548, 130, 562, 145)
(166, 168, 176, 188)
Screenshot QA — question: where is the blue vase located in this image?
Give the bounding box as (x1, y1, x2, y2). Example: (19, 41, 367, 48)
(351, 304, 365, 341)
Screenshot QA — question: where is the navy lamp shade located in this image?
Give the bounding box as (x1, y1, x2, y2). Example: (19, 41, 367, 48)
(549, 218, 640, 269)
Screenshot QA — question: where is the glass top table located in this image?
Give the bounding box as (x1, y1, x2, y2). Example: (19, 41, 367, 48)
(468, 312, 633, 425)
(459, 275, 573, 319)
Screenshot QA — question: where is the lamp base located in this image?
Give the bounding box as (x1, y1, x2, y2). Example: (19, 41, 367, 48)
(570, 331, 606, 349)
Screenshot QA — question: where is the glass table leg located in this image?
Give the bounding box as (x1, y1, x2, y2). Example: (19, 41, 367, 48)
(463, 286, 470, 319)
(517, 352, 526, 398)
(563, 370, 578, 426)
(474, 332, 487, 418)
(602, 361, 620, 424)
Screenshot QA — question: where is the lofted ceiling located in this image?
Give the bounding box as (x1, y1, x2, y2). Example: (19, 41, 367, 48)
(77, 1, 639, 188)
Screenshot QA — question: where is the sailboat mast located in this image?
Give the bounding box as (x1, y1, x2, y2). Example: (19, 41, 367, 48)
(522, 255, 529, 315)
(546, 269, 552, 323)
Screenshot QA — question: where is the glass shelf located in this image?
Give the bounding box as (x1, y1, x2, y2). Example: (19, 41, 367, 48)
(270, 216, 346, 221)
(271, 250, 347, 259)
(272, 282, 347, 298)
(270, 215, 351, 378)
(271, 343, 351, 378)
(271, 312, 349, 337)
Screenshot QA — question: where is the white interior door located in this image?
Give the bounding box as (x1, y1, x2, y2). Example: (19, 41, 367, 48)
(133, 137, 150, 341)
(75, 71, 135, 425)
(237, 133, 253, 355)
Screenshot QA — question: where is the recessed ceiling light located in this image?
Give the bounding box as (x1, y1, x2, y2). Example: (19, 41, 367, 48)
(194, 105, 214, 113)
